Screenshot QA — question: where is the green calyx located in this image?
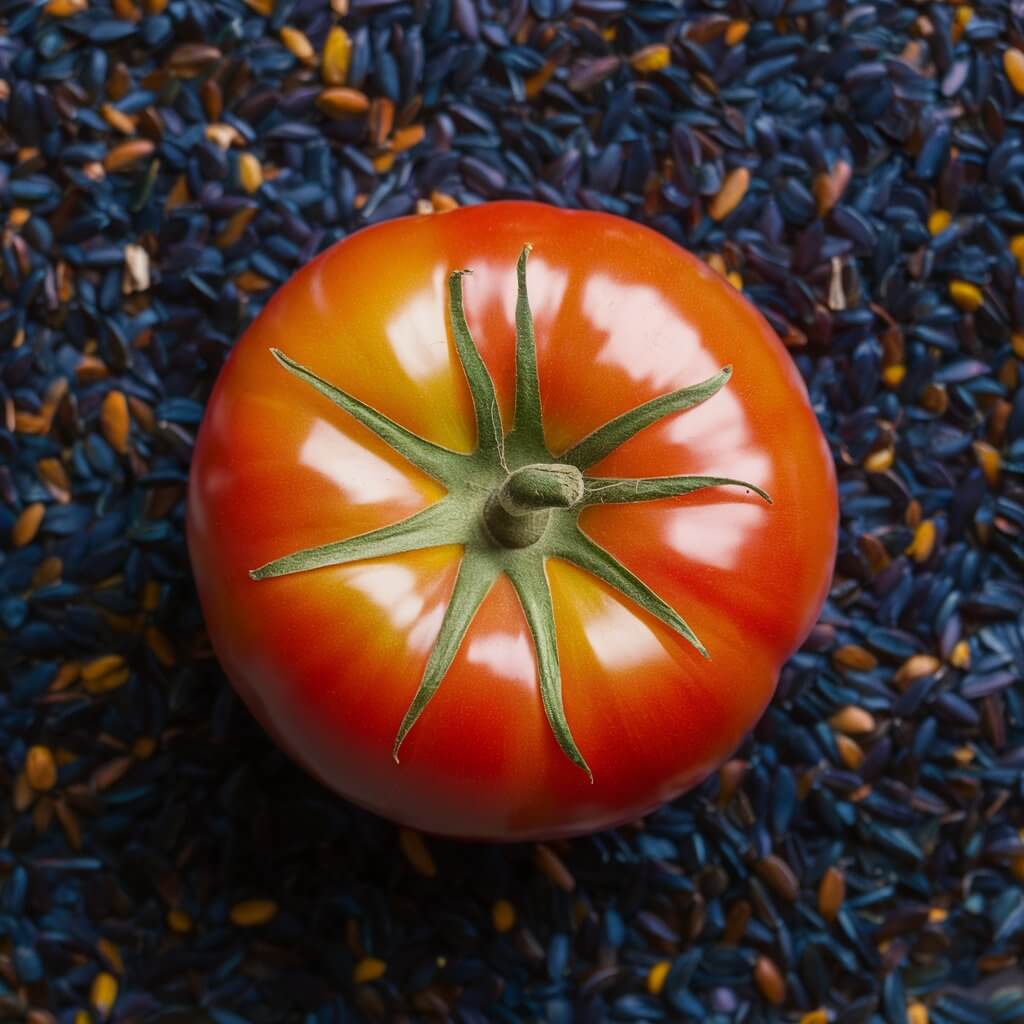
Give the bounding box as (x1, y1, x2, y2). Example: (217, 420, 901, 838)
(250, 245, 771, 780)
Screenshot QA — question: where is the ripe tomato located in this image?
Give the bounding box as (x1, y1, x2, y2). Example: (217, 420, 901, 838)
(188, 201, 837, 840)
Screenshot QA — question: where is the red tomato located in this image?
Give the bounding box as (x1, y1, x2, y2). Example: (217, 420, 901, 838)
(187, 201, 837, 840)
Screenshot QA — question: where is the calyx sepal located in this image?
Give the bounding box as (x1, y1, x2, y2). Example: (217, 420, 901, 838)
(250, 246, 771, 778)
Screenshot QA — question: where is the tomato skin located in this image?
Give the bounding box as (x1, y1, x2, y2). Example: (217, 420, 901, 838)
(187, 201, 837, 840)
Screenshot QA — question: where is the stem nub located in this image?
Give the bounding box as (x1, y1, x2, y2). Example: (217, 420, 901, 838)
(484, 463, 584, 549)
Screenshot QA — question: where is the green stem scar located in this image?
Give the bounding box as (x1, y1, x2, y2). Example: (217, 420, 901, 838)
(250, 247, 771, 780)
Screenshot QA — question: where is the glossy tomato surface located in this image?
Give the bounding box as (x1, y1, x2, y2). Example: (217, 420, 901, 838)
(187, 201, 837, 839)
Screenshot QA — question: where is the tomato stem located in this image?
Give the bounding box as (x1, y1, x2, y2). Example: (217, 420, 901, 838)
(483, 463, 584, 548)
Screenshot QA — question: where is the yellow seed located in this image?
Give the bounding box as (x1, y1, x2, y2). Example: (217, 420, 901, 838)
(91, 971, 118, 1019)
(12, 502, 45, 548)
(145, 626, 176, 667)
(244, 0, 272, 14)
(103, 139, 155, 172)
(238, 153, 263, 194)
(832, 644, 878, 672)
(51, 662, 80, 692)
(921, 382, 948, 415)
(166, 175, 190, 209)
(230, 899, 278, 926)
(236, 270, 272, 292)
(835, 734, 864, 770)
(709, 167, 750, 221)
(74, 1012, 91, 1024)
(894, 654, 941, 689)
(972, 440, 1001, 486)
(952, 745, 975, 766)
(534, 843, 575, 892)
(726, 271, 743, 290)
(630, 44, 670, 73)
(1013, 332, 1024, 358)
(818, 866, 845, 922)
(882, 364, 906, 387)
(718, 758, 747, 806)
(316, 87, 371, 117)
(32, 557, 62, 589)
(38, 456, 70, 502)
(949, 279, 983, 311)
(753, 955, 786, 1006)
(1011, 235, 1024, 273)
(353, 957, 387, 983)
(928, 906, 948, 924)
(101, 103, 137, 135)
(15, 411, 48, 433)
(391, 125, 425, 152)
(45, 0, 87, 15)
(206, 123, 240, 150)
(1004, 47, 1024, 95)
(1011, 855, 1024, 883)
(492, 899, 516, 932)
(801, 1011, 829, 1024)
(368, 98, 394, 148)
(706, 252, 727, 275)
(399, 828, 437, 878)
(431, 190, 458, 212)
(955, 5, 973, 27)
(756, 855, 799, 902)
(133, 736, 157, 759)
(26, 746, 58, 791)
(646, 959, 672, 995)
(280, 26, 314, 62)
(813, 159, 851, 215)
(906, 519, 936, 563)
(215, 206, 258, 249)
(77, 354, 109, 382)
(908, 1002, 929, 1024)
(83, 655, 126, 682)
(724, 19, 749, 45)
(828, 705, 875, 735)
(950, 640, 971, 669)
(322, 25, 352, 85)
(864, 446, 894, 473)
(999, 353, 1018, 390)
(373, 152, 395, 173)
(100, 390, 130, 454)
(167, 909, 193, 933)
(525, 61, 555, 98)
(14, 772, 35, 812)
(142, 580, 161, 612)
(123, 243, 150, 295)
(97, 937, 124, 974)
(84, 667, 130, 694)
(928, 209, 951, 235)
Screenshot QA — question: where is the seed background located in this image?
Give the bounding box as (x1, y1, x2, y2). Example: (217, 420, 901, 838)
(2, 0, 1024, 1021)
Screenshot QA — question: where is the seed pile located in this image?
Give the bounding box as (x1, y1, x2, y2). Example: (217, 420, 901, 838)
(1, 0, 1024, 1021)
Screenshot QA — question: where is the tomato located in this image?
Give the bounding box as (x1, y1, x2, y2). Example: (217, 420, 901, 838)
(187, 201, 837, 840)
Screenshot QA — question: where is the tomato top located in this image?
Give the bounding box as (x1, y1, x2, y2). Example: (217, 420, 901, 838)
(188, 201, 837, 839)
